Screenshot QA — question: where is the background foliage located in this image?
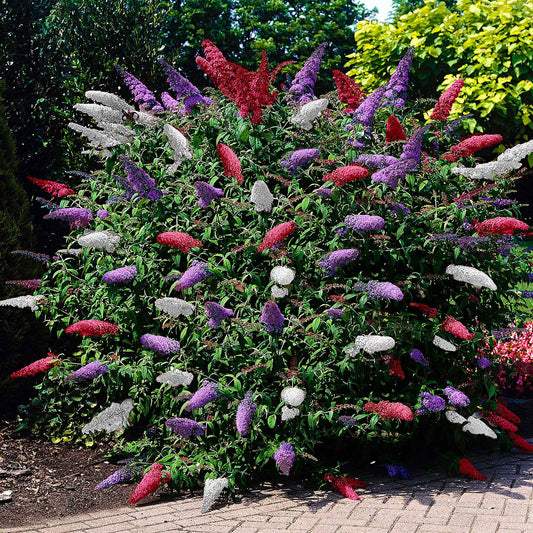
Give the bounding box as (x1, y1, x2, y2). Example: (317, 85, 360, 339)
(346, 0, 533, 144)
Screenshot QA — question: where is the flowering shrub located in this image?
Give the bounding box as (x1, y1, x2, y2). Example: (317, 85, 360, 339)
(8, 43, 533, 509)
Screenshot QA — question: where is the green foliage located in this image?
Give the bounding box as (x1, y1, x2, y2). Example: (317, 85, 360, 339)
(16, 59, 531, 499)
(391, 0, 457, 20)
(346, 0, 533, 143)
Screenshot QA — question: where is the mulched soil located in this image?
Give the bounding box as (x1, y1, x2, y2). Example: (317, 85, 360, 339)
(0, 420, 147, 528)
(0, 400, 532, 529)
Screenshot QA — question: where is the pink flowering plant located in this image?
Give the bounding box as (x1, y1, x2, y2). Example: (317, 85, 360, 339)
(8, 42, 533, 506)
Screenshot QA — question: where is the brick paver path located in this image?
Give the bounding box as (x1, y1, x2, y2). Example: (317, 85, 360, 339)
(3, 444, 533, 533)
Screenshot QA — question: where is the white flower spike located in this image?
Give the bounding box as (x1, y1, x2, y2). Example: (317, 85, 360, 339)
(432, 335, 457, 352)
(270, 266, 295, 286)
(281, 387, 306, 406)
(201, 477, 228, 513)
(156, 369, 194, 387)
(155, 297, 195, 317)
(163, 124, 193, 174)
(82, 399, 134, 434)
(446, 264, 497, 290)
(344, 335, 396, 356)
(290, 98, 329, 130)
(250, 180, 274, 212)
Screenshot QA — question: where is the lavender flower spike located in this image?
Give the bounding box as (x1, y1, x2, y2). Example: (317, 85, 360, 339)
(102, 265, 138, 284)
(280, 149, 321, 175)
(43, 208, 93, 229)
(318, 249, 359, 276)
(288, 42, 328, 104)
(344, 215, 385, 233)
(118, 155, 162, 201)
(165, 418, 205, 438)
(194, 181, 224, 208)
(366, 281, 404, 301)
(273, 443, 295, 476)
(442, 386, 470, 407)
(356, 154, 399, 168)
(382, 46, 415, 108)
(161, 91, 180, 111)
(158, 56, 212, 113)
(114, 64, 163, 113)
(140, 333, 181, 355)
(173, 260, 212, 291)
(401, 124, 432, 165)
(65, 360, 109, 382)
(371, 158, 417, 189)
(261, 301, 284, 333)
(205, 301, 234, 328)
(184, 381, 224, 412)
(236, 391, 257, 436)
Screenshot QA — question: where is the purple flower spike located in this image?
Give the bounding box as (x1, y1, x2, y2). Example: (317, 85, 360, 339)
(386, 465, 412, 479)
(118, 155, 162, 201)
(65, 360, 109, 382)
(158, 57, 213, 113)
(43, 207, 93, 229)
(236, 391, 257, 436)
(326, 308, 343, 319)
(280, 149, 321, 175)
(140, 333, 181, 355)
(344, 215, 385, 233)
(95, 464, 136, 489)
(382, 47, 415, 108)
(205, 301, 234, 329)
(366, 281, 404, 301)
(96, 209, 110, 219)
(401, 124, 432, 165)
(261, 301, 284, 333)
(161, 91, 180, 111)
(315, 188, 333, 198)
(288, 42, 328, 104)
(273, 443, 295, 476)
(165, 417, 206, 438)
(477, 357, 492, 369)
(184, 381, 225, 412)
(410, 349, 429, 366)
(173, 260, 211, 291)
(371, 158, 417, 189)
(194, 181, 224, 208)
(442, 386, 470, 407)
(388, 202, 411, 215)
(102, 265, 138, 284)
(417, 392, 446, 415)
(352, 85, 386, 129)
(114, 64, 163, 113)
(318, 249, 359, 276)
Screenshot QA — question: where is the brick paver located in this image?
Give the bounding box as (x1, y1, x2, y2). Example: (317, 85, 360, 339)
(2, 441, 533, 533)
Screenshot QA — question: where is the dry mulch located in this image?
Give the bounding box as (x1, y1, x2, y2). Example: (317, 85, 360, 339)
(0, 420, 142, 528)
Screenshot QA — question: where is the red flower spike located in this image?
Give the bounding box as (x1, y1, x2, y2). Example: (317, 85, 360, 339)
(496, 401, 521, 425)
(156, 232, 203, 252)
(10, 353, 60, 379)
(473, 217, 528, 236)
(429, 78, 464, 121)
(196, 40, 278, 125)
(129, 463, 171, 504)
(483, 411, 518, 432)
(385, 115, 407, 143)
(64, 320, 119, 337)
(323, 166, 368, 187)
(409, 302, 438, 318)
(376, 401, 413, 421)
(363, 402, 378, 413)
(449, 134, 503, 158)
(217, 143, 243, 185)
(509, 432, 533, 453)
(458, 458, 486, 480)
(258, 222, 296, 252)
(324, 473, 366, 500)
(441, 153, 460, 163)
(383, 355, 405, 379)
(27, 176, 75, 197)
(332, 70, 366, 113)
(441, 316, 476, 340)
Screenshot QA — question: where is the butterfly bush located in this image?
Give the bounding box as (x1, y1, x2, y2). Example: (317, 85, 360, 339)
(11, 354, 60, 379)
(14, 40, 533, 509)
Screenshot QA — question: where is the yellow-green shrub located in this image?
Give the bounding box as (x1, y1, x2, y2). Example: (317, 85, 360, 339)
(345, 0, 533, 142)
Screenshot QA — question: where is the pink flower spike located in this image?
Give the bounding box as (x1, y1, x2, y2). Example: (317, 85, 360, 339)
(217, 143, 243, 184)
(324, 473, 366, 500)
(129, 463, 170, 504)
(11, 353, 60, 379)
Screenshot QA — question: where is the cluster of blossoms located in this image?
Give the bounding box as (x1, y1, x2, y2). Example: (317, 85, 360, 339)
(382, 46, 414, 107)
(140, 334, 181, 355)
(115, 65, 163, 113)
(65, 360, 108, 382)
(287, 42, 328, 104)
(185, 381, 225, 412)
(102, 265, 138, 284)
(43, 207, 93, 229)
(386, 465, 411, 479)
(333, 69, 365, 113)
(416, 392, 445, 415)
(429, 78, 464, 121)
(318, 249, 359, 276)
(82, 399, 134, 434)
(280, 148, 320, 175)
(273, 443, 295, 475)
